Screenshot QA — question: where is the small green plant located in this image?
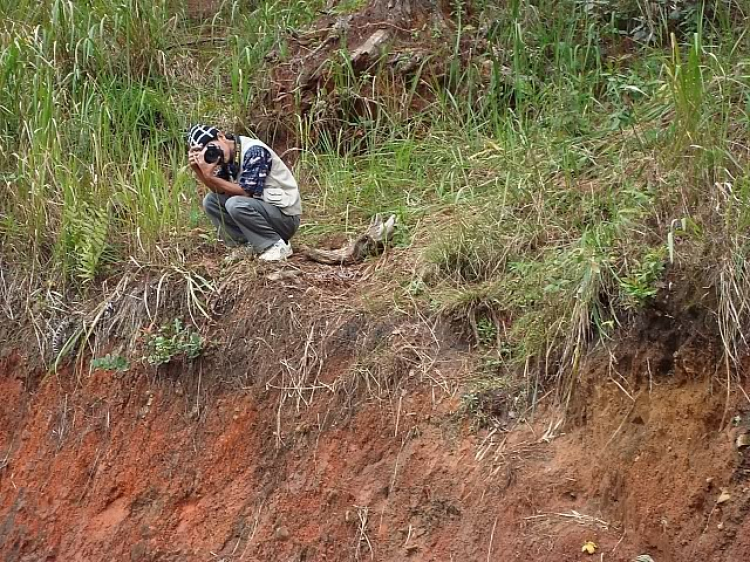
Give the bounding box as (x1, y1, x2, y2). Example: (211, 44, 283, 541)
(666, 29, 705, 150)
(619, 247, 667, 307)
(143, 319, 204, 367)
(91, 354, 130, 372)
(406, 277, 427, 297)
(59, 199, 112, 285)
(476, 316, 498, 346)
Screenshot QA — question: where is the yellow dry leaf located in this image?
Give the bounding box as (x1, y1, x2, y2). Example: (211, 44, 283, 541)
(582, 541, 598, 554)
(717, 490, 732, 504)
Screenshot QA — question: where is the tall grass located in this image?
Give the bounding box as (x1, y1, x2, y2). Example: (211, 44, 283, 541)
(412, 1, 750, 384)
(288, 0, 750, 391)
(2, 0, 750, 388)
(0, 0, 322, 288)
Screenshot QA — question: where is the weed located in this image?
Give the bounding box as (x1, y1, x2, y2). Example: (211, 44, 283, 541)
(59, 200, 112, 286)
(91, 354, 130, 372)
(476, 316, 498, 347)
(619, 247, 667, 307)
(143, 319, 204, 367)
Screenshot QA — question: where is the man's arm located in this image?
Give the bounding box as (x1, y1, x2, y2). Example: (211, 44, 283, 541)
(201, 174, 246, 196)
(189, 162, 210, 188)
(238, 145, 272, 198)
(188, 148, 213, 190)
(188, 147, 246, 196)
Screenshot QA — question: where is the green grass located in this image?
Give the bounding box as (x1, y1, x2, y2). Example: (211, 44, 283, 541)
(0, 0, 323, 286)
(2, 0, 750, 396)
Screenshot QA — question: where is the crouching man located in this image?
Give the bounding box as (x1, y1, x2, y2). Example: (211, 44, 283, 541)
(187, 124, 301, 261)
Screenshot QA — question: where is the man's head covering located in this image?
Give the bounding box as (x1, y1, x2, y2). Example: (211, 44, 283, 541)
(187, 124, 220, 148)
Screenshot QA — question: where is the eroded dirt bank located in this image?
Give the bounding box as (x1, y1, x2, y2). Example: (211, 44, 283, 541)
(1, 328, 750, 562)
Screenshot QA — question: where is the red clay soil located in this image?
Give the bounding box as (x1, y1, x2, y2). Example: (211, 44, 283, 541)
(1, 326, 750, 561)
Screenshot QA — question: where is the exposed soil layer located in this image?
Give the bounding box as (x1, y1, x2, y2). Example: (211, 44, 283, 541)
(1, 318, 750, 561)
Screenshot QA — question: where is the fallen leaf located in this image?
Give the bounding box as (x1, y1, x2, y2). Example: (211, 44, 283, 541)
(582, 541, 597, 554)
(736, 433, 750, 449)
(717, 490, 732, 504)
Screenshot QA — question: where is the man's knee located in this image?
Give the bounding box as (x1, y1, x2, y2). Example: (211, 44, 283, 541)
(225, 196, 263, 219)
(203, 192, 221, 213)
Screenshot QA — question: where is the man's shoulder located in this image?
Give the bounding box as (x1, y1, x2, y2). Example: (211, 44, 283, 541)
(242, 144, 271, 159)
(240, 136, 272, 152)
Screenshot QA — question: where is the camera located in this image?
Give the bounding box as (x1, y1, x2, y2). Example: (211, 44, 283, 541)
(204, 144, 224, 164)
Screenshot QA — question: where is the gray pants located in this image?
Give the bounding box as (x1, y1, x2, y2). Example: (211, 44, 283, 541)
(203, 193, 300, 253)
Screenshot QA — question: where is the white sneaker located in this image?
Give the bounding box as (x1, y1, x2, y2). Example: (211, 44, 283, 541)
(259, 240, 293, 261)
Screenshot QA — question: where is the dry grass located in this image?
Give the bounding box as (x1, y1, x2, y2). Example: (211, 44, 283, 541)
(0, 246, 471, 445)
(523, 510, 614, 531)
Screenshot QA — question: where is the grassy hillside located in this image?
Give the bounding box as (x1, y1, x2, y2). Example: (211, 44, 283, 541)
(1, 0, 749, 390)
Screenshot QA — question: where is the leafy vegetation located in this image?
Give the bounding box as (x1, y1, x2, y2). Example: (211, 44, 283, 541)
(91, 354, 130, 372)
(0, 0, 324, 285)
(143, 319, 204, 367)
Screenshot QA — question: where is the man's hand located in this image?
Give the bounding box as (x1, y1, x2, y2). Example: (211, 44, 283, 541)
(187, 145, 245, 197)
(188, 146, 204, 176)
(188, 146, 221, 194)
(189, 146, 219, 178)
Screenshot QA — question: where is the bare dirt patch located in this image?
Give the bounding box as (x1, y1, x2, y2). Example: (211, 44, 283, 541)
(1, 284, 750, 561)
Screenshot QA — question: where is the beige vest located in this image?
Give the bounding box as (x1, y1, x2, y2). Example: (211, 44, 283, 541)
(239, 136, 302, 216)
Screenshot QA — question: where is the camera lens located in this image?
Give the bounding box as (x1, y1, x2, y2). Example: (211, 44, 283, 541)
(204, 144, 223, 164)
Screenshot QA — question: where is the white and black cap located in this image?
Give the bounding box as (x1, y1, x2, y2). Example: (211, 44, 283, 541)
(187, 124, 220, 148)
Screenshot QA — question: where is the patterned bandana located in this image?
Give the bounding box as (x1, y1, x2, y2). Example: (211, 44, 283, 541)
(187, 124, 220, 148)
